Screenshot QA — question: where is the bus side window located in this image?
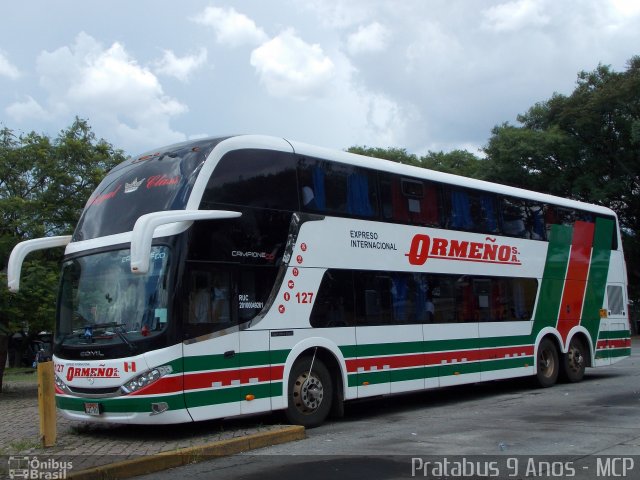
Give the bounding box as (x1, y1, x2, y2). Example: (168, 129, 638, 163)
(310, 270, 354, 328)
(186, 270, 232, 335)
(380, 174, 441, 227)
(501, 197, 527, 238)
(527, 203, 546, 240)
(202, 149, 298, 210)
(237, 267, 278, 323)
(189, 273, 212, 324)
(298, 158, 377, 218)
(447, 188, 498, 234)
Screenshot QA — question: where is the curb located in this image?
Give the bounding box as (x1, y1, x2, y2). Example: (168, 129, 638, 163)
(67, 425, 306, 480)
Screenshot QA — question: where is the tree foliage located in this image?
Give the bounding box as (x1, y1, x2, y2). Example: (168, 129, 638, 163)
(347, 146, 486, 179)
(0, 118, 124, 389)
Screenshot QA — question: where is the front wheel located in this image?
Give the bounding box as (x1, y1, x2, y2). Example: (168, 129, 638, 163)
(535, 338, 559, 388)
(285, 356, 333, 428)
(561, 337, 587, 383)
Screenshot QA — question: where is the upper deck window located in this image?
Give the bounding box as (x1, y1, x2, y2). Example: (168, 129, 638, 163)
(298, 157, 378, 218)
(201, 149, 298, 211)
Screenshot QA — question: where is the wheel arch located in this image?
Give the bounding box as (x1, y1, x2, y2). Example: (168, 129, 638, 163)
(281, 337, 347, 410)
(565, 327, 594, 368)
(534, 328, 563, 366)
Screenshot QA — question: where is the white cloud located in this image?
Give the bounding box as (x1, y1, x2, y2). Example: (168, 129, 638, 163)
(7, 32, 187, 152)
(483, 0, 551, 32)
(609, 0, 640, 16)
(361, 91, 412, 146)
(5, 96, 51, 122)
(192, 6, 267, 47)
(347, 22, 390, 55)
(250, 29, 335, 100)
(153, 48, 207, 82)
(295, 0, 372, 28)
(0, 51, 20, 79)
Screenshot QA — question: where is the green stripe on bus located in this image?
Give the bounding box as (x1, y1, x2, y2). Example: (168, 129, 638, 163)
(56, 393, 186, 413)
(581, 217, 614, 341)
(598, 329, 630, 340)
(347, 357, 533, 387)
(532, 224, 572, 333)
(341, 336, 535, 360)
(183, 349, 289, 372)
(340, 341, 423, 359)
(596, 348, 631, 359)
(184, 382, 280, 407)
(481, 356, 533, 371)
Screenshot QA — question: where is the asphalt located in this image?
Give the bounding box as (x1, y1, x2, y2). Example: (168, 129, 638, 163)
(0, 378, 305, 479)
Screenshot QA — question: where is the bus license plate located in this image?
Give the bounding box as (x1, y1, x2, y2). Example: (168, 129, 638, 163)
(84, 402, 102, 416)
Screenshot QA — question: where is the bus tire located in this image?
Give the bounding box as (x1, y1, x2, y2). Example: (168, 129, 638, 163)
(535, 338, 559, 388)
(561, 337, 587, 383)
(285, 356, 333, 428)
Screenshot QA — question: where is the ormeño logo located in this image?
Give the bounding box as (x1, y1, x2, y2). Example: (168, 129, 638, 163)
(405, 234, 522, 266)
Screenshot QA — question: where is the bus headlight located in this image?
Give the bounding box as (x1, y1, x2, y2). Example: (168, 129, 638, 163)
(55, 375, 71, 393)
(121, 365, 173, 394)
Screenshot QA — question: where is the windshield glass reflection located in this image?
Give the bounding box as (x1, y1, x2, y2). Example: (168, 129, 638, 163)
(57, 247, 170, 348)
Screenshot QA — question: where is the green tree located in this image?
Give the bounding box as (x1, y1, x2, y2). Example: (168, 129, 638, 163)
(484, 56, 640, 305)
(419, 149, 486, 179)
(347, 145, 486, 178)
(348, 145, 420, 166)
(0, 118, 124, 391)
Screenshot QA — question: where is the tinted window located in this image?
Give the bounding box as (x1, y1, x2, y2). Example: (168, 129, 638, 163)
(188, 209, 291, 264)
(309, 270, 355, 328)
(184, 265, 278, 337)
(73, 138, 222, 241)
(380, 174, 441, 226)
(501, 197, 546, 240)
(202, 149, 298, 210)
(311, 269, 538, 327)
(298, 157, 378, 218)
(445, 188, 499, 233)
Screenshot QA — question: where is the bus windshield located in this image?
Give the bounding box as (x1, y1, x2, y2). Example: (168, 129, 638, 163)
(72, 137, 227, 241)
(56, 246, 170, 351)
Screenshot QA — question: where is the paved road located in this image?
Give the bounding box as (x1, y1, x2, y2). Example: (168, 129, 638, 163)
(139, 341, 640, 480)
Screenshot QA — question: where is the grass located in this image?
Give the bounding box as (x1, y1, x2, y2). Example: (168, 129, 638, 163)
(5, 437, 41, 453)
(2, 367, 38, 383)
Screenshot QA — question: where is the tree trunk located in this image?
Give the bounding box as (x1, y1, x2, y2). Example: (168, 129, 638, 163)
(0, 334, 8, 393)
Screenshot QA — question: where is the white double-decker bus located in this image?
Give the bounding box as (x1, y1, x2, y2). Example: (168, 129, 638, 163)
(7, 135, 631, 427)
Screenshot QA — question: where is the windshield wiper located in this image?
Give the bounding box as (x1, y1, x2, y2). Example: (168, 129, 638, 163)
(85, 322, 137, 352)
(110, 324, 137, 353)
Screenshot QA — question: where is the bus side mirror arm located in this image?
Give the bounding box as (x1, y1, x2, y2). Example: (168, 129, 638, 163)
(130, 210, 242, 274)
(7, 235, 72, 292)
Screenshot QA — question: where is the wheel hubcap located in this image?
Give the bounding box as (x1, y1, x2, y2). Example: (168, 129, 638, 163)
(293, 371, 324, 414)
(568, 347, 584, 373)
(539, 350, 554, 377)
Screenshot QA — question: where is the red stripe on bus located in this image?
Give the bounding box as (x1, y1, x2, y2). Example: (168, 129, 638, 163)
(129, 376, 184, 396)
(597, 338, 631, 350)
(345, 345, 534, 373)
(557, 221, 595, 341)
(183, 365, 284, 390)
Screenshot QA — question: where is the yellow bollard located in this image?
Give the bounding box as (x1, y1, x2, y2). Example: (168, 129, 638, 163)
(37, 361, 57, 447)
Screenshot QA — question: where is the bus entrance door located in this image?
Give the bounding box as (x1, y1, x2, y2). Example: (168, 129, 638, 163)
(183, 334, 241, 421)
(182, 268, 241, 421)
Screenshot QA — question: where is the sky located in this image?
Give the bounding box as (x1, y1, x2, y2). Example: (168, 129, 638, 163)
(1, 0, 639, 157)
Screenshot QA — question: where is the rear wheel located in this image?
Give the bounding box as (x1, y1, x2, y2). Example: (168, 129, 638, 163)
(535, 338, 559, 387)
(561, 337, 587, 383)
(285, 356, 333, 428)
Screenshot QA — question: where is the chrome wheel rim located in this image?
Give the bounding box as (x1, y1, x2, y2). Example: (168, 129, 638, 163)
(292, 371, 324, 414)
